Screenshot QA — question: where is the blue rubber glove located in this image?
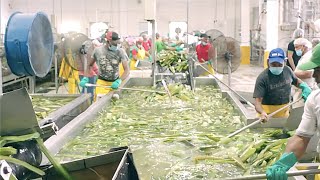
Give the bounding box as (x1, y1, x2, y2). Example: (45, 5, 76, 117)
(111, 79, 122, 89)
(148, 56, 152, 62)
(207, 60, 212, 65)
(175, 46, 183, 52)
(79, 77, 89, 87)
(266, 152, 297, 180)
(299, 82, 312, 101)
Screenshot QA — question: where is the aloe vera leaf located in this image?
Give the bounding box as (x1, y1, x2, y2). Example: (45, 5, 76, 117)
(219, 137, 232, 144)
(35, 137, 73, 180)
(230, 155, 247, 170)
(0, 132, 40, 147)
(0, 155, 45, 176)
(0, 147, 17, 156)
(240, 147, 256, 162)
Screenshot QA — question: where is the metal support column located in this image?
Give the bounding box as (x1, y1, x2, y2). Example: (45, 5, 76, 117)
(151, 20, 156, 86)
(29, 76, 35, 93)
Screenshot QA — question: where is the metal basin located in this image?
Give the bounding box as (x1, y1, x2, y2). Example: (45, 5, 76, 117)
(43, 77, 311, 179)
(31, 93, 91, 140)
(40, 147, 139, 180)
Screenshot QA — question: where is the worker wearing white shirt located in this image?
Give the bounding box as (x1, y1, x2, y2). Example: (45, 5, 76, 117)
(293, 38, 317, 107)
(266, 44, 320, 180)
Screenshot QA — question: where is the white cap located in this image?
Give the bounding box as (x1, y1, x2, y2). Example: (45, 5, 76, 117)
(294, 38, 312, 49)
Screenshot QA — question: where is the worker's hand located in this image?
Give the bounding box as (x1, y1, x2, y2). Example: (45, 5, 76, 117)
(266, 152, 297, 180)
(175, 46, 183, 52)
(111, 79, 122, 89)
(79, 77, 89, 87)
(148, 56, 152, 62)
(299, 82, 312, 101)
(260, 112, 268, 123)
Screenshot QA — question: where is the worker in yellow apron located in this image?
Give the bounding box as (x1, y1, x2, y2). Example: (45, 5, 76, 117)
(253, 48, 311, 122)
(264, 45, 320, 180)
(129, 39, 149, 70)
(79, 31, 130, 101)
(195, 33, 215, 76)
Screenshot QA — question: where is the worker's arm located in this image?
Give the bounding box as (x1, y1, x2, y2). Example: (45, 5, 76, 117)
(119, 49, 130, 81)
(287, 51, 296, 70)
(266, 95, 316, 179)
(120, 61, 130, 81)
(286, 93, 316, 159)
(294, 70, 313, 79)
(254, 97, 268, 122)
(285, 135, 310, 159)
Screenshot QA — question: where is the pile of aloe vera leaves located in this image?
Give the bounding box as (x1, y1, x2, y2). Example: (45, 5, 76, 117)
(57, 84, 291, 179)
(31, 96, 75, 120)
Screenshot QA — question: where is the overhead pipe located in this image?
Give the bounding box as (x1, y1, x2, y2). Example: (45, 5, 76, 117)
(297, 0, 302, 28)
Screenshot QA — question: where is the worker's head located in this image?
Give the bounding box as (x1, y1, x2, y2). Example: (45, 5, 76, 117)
(142, 33, 148, 41)
(294, 38, 312, 56)
(106, 31, 121, 51)
(126, 37, 136, 46)
(156, 33, 160, 39)
(292, 28, 304, 39)
(136, 38, 143, 49)
(268, 48, 286, 75)
(298, 44, 320, 83)
(200, 33, 209, 45)
(312, 38, 320, 48)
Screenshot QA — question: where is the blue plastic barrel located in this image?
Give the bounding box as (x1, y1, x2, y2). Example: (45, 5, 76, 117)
(5, 12, 54, 77)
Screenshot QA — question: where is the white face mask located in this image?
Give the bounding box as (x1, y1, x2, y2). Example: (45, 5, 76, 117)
(201, 42, 207, 46)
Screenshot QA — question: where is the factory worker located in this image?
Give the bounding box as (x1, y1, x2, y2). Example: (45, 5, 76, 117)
(293, 38, 317, 107)
(266, 44, 320, 180)
(253, 48, 311, 121)
(155, 33, 183, 53)
(129, 38, 150, 70)
(79, 31, 130, 100)
(141, 33, 151, 52)
(78, 39, 101, 102)
(195, 33, 215, 76)
(287, 28, 304, 71)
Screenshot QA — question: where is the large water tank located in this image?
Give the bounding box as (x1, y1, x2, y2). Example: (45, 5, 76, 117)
(5, 12, 54, 77)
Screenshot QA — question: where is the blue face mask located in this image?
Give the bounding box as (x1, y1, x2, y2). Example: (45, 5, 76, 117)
(109, 44, 119, 51)
(269, 66, 284, 75)
(296, 49, 303, 56)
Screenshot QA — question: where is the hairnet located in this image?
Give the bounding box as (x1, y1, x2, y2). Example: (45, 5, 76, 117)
(292, 28, 304, 39)
(294, 38, 312, 49)
(312, 38, 320, 47)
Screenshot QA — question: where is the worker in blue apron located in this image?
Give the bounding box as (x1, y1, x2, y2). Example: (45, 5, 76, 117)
(266, 44, 320, 180)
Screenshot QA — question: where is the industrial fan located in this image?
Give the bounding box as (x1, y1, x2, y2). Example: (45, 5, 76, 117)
(204, 29, 241, 74)
(212, 36, 241, 74)
(61, 32, 93, 72)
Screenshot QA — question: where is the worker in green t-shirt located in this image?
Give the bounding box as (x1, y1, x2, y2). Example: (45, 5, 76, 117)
(155, 33, 183, 53)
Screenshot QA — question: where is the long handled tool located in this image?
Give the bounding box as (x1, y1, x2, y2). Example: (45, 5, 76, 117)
(161, 79, 173, 104)
(193, 59, 255, 108)
(223, 168, 320, 180)
(85, 83, 167, 94)
(227, 96, 303, 138)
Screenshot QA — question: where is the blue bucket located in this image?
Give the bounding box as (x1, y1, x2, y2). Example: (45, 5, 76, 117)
(5, 12, 54, 77)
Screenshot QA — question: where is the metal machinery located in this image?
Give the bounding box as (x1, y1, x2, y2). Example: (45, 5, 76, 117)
(41, 77, 316, 180)
(0, 12, 102, 179)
